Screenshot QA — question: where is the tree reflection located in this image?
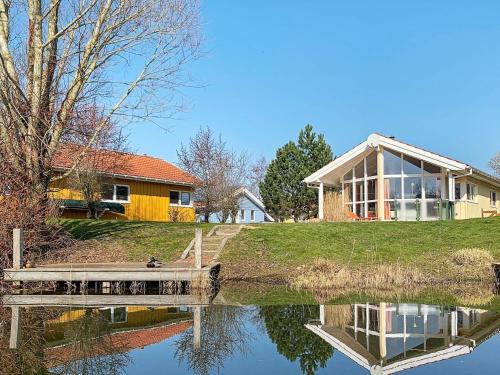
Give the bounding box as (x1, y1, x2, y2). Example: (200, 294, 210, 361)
(259, 305, 333, 375)
(50, 309, 130, 375)
(0, 306, 130, 375)
(174, 305, 251, 375)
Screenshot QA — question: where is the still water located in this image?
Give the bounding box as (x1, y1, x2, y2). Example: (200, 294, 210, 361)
(1, 299, 499, 374)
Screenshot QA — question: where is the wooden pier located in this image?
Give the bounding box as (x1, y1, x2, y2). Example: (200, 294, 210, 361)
(4, 228, 220, 289)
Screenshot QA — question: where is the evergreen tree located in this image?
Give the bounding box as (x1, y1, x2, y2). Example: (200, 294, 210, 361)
(260, 125, 333, 221)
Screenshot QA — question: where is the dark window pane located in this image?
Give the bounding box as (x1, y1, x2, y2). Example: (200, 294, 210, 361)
(404, 177, 422, 199)
(384, 149, 401, 175)
(170, 191, 180, 205)
(367, 179, 377, 201)
(424, 177, 441, 199)
(115, 185, 129, 201)
(344, 169, 353, 181)
(366, 152, 377, 177)
(403, 155, 421, 175)
(423, 162, 441, 174)
(455, 184, 461, 200)
(354, 159, 364, 179)
(113, 307, 127, 323)
(101, 185, 114, 200)
(181, 192, 191, 205)
(355, 181, 364, 202)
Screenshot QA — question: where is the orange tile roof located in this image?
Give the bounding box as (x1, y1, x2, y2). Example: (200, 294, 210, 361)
(45, 320, 192, 368)
(52, 143, 200, 186)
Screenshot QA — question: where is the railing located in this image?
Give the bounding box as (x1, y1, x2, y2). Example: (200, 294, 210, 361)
(391, 199, 454, 221)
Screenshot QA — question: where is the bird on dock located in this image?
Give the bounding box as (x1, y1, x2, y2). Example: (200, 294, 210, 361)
(147, 256, 162, 268)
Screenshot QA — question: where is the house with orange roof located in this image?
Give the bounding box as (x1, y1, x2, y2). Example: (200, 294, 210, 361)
(50, 144, 200, 222)
(305, 133, 499, 221)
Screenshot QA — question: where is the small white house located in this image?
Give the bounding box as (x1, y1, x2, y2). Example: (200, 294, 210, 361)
(196, 188, 274, 224)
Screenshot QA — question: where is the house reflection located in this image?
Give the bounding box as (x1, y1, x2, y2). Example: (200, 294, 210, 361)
(306, 303, 500, 374)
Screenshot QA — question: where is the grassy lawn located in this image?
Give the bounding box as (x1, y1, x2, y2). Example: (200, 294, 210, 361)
(220, 217, 500, 280)
(58, 219, 215, 262)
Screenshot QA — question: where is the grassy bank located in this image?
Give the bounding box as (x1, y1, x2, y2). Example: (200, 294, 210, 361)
(220, 218, 500, 282)
(52, 219, 215, 263)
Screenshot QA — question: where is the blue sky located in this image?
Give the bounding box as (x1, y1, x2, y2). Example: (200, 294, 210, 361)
(129, 0, 500, 172)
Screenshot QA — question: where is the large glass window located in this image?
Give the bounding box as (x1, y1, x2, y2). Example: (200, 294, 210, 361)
(384, 149, 401, 175)
(424, 162, 441, 174)
(424, 177, 441, 199)
(366, 152, 377, 176)
(355, 181, 364, 202)
(403, 155, 421, 175)
(404, 177, 422, 199)
(354, 160, 364, 179)
(384, 178, 401, 199)
(367, 180, 377, 201)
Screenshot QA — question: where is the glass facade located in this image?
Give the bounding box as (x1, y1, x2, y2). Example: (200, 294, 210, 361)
(342, 149, 448, 221)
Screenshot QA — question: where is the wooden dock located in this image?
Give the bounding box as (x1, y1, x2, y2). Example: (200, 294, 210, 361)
(3, 262, 220, 283)
(1, 292, 214, 307)
(4, 228, 220, 289)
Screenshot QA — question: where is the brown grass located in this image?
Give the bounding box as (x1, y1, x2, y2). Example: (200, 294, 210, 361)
(447, 248, 494, 282)
(323, 191, 347, 222)
(324, 305, 352, 327)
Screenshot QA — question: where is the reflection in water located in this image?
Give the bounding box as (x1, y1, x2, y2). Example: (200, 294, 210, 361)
(259, 305, 334, 375)
(0, 300, 498, 375)
(174, 305, 251, 375)
(306, 303, 500, 374)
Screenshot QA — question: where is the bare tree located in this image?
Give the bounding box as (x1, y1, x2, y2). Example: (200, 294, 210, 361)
(0, 0, 201, 202)
(62, 104, 130, 219)
(177, 127, 248, 223)
(489, 152, 500, 177)
(248, 156, 268, 200)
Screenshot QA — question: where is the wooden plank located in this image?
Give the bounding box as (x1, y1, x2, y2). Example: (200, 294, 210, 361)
(3, 269, 210, 282)
(2, 293, 212, 307)
(195, 228, 202, 269)
(12, 229, 23, 270)
(9, 306, 21, 349)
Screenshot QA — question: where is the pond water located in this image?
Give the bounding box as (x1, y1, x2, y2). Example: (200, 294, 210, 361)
(0, 297, 499, 374)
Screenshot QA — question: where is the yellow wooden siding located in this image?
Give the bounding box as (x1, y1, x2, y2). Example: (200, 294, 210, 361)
(50, 177, 195, 222)
(454, 176, 498, 220)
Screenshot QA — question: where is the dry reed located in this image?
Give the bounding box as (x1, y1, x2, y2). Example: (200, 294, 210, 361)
(323, 191, 347, 222)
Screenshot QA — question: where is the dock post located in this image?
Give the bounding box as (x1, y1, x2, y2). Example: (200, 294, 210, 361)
(9, 306, 22, 349)
(12, 229, 24, 290)
(195, 228, 202, 270)
(193, 305, 201, 349)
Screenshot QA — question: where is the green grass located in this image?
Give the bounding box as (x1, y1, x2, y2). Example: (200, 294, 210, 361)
(222, 218, 500, 265)
(58, 219, 215, 262)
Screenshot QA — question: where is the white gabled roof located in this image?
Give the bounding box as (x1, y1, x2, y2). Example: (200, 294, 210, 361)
(235, 187, 275, 222)
(304, 133, 500, 187)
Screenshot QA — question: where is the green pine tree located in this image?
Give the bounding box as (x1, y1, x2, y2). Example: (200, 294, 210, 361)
(260, 125, 333, 221)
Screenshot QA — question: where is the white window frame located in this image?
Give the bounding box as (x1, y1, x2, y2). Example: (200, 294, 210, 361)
(102, 184, 130, 203)
(250, 210, 256, 222)
(169, 190, 192, 207)
(466, 183, 477, 203)
(240, 209, 245, 222)
(490, 191, 497, 208)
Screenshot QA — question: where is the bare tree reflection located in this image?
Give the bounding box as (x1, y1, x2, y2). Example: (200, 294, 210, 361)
(174, 305, 252, 375)
(50, 309, 130, 375)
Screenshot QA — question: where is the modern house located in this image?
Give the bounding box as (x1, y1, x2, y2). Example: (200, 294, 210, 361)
(306, 303, 499, 375)
(50, 144, 199, 222)
(305, 133, 500, 221)
(196, 187, 274, 223)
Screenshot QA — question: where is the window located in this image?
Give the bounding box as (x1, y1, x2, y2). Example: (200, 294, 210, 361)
(403, 155, 421, 175)
(424, 176, 441, 199)
(466, 183, 477, 202)
(240, 209, 245, 221)
(102, 184, 129, 203)
(384, 149, 402, 175)
(250, 210, 256, 222)
(491, 191, 497, 207)
(404, 177, 422, 199)
(170, 191, 180, 205)
(181, 192, 191, 206)
(170, 190, 191, 206)
(455, 183, 462, 201)
(384, 178, 402, 199)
